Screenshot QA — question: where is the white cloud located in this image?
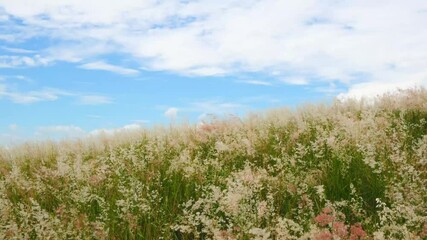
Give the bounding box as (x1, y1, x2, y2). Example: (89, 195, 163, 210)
(36, 124, 143, 140)
(163, 98, 264, 121)
(35, 125, 86, 140)
(79, 61, 139, 75)
(0, 75, 31, 82)
(43, 42, 115, 63)
(190, 101, 242, 114)
(0, 123, 147, 145)
(0, 55, 49, 68)
(163, 100, 245, 120)
(1, 88, 72, 104)
(164, 107, 178, 119)
(194, 100, 244, 122)
(132, 119, 150, 125)
(78, 95, 113, 105)
(1, 0, 427, 97)
(0, 83, 112, 105)
(1, 46, 36, 54)
(337, 74, 427, 100)
(0, 13, 9, 22)
(239, 80, 272, 86)
(186, 67, 226, 76)
(281, 77, 309, 85)
(89, 124, 143, 136)
(314, 82, 344, 95)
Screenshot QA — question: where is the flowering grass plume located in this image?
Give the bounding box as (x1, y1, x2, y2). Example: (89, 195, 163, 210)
(0, 88, 426, 239)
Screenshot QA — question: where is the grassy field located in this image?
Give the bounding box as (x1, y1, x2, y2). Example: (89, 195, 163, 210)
(0, 89, 426, 239)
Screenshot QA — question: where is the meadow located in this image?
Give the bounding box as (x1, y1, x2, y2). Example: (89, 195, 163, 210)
(0, 89, 426, 239)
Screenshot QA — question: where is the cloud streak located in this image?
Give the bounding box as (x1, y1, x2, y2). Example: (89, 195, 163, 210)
(0, 55, 49, 68)
(79, 61, 139, 75)
(0, 83, 113, 105)
(0, 88, 71, 104)
(239, 80, 272, 86)
(1, 46, 36, 54)
(78, 95, 113, 105)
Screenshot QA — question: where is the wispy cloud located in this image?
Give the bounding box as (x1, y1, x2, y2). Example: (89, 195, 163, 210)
(281, 77, 309, 85)
(163, 97, 274, 120)
(0, 82, 112, 105)
(239, 80, 272, 86)
(0, 55, 49, 68)
(1, 122, 146, 145)
(79, 61, 139, 75)
(190, 100, 243, 114)
(0, 75, 31, 82)
(0, 88, 72, 104)
(164, 107, 178, 119)
(170, 100, 245, 122)
(89, 124, 143, 136)
(35, 124, 144, 141)
(337, 76, 426, 100)
(35, 125, 86, 139)
(314, 82, 344, 95)
(132, 119, 150, 125)
(186, 67, 226, 76)
(1, 46, 36, 54)
(78, 95, 113, 105)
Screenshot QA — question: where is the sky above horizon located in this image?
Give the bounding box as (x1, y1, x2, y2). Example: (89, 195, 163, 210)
(1, 0, 427, 145)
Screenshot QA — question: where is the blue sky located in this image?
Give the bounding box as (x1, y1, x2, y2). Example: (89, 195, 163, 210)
(1, 0, 427, 145)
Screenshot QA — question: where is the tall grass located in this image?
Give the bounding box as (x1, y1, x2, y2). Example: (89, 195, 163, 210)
(0, 88, 426, 239)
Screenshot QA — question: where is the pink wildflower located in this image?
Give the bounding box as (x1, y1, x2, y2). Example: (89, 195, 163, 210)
(314, 213, 335, 226)
(315, 230, 333, 240)
(350, 223, 367, 239)
(322, 207, 333, 214)
(333, 222, 348, 238)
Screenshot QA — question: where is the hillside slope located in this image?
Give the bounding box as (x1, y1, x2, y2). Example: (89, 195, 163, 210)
(1, 89, 426, 239)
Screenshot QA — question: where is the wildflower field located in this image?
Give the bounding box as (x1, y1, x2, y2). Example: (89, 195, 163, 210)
(0, 89, 426, 240)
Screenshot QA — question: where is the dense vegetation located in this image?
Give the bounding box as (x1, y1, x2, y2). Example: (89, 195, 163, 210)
(0, 89, 426, 239)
